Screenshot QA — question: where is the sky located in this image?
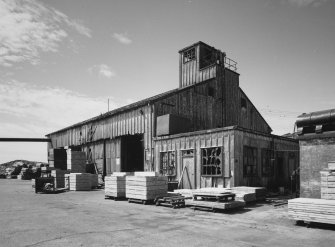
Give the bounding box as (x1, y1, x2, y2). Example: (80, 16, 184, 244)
(0, 0, 334, 163)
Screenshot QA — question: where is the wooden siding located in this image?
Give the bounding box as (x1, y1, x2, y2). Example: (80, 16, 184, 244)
(180, 44, 217, 88)
(238, 89, 272, 134)
(48, 105, 151, 149)
(233, 130, 299, 189)
(154, 127, 299, 190)
(154, 78, 223, 133)
(154, 128, 235, 189)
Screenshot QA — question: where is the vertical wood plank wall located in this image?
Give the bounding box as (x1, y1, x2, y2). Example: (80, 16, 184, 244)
(154, 129, 236, 189)
(154, 128, 299, 190)
(233, 130, 299, 189)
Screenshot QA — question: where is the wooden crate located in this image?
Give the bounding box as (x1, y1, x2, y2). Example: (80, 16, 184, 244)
(126, 175, 168, 201)
(51, 169, 70, 188)
(69, 173, 92, 191)
(105, 175, 126, 198)
(288, 198, 335, 225)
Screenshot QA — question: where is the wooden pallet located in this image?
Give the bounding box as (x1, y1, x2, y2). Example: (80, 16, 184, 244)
(128, 198, 155, 205)
(105, 195, 126, 201)
(155, 195, 186, 209)
(192, 192, 236, 202)
(186, 200, 245, 212)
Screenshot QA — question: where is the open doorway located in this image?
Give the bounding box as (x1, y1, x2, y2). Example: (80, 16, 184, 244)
(121, 134, 144, 172)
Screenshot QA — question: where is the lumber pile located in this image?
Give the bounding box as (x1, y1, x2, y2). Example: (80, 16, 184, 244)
(90, 174, 98, 188)
(320, 162, 335, 200)
(126, 174, 168, 201)
(51, 169, 70, 188)
(69, 173, 92, 191)
(186, 199, 245, 211)
(104, 173, 128, 198)
(288, 198, 335, 225)
(67, 150, 86, 173)
(232, 186, 266, 201)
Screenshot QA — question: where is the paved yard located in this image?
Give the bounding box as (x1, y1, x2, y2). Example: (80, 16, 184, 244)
(0, 179, 334, 247)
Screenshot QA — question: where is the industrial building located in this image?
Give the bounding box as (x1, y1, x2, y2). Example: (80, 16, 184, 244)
(46, 41, 299, 191)
(296, 109, 335, 198)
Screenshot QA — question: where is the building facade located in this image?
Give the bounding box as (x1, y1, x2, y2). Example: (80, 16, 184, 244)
(46, 42, 299, 190)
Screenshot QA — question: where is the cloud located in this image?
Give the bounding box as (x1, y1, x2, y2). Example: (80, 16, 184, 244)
(88, 64, 116, 79)
(0, 80, 120, 137)
(285, 0, 328, 7)
(0, 0, 91, 67)
(113, 33, 132, 45)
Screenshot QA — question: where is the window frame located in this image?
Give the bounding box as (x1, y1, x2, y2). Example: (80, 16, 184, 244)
(183, 48, 196, 63)
(159, 151, 176, 176)
(201, 146, 223, 177)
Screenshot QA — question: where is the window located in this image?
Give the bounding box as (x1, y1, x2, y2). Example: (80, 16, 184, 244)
(241, 97, 247, 109)
(261, 149, 273, 176)
(183, 48, 196, 63)
(200, 46, 216, 69)
(201, 147, 223, 176)
(243, 146, 258, 177)
(160, 151, 176, 176)
(208, 86, 215, 97)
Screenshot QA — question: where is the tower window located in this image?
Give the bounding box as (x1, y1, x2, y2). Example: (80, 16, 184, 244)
(183, 48, 195, 63)
(241, 98, 247, 109)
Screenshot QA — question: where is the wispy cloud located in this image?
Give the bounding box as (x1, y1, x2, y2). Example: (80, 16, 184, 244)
(88, 64, 116, 79)
(0, 80, 119, 137)
(285, 0, 328, 7)
(0, 0, 91, 67)
(113, 33, 132, 45)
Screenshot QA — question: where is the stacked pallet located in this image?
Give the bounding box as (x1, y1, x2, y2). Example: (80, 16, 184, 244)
(126, 175, 168, 201)
(232, 186, 266, 201)
(186, 199, 245, 211)
(51, 169, 70, 188)
(90, 174, 99, 188)
(67, 150, 86, 173)
(104, 173, 129, 198)
(320, 162, 335, 200)
(69, 173, 92, 191)
(288, 198, 335, 225)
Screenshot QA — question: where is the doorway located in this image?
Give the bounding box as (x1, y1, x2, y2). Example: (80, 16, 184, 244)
(181, 149, 195, 189)
(121, 134, 144, 172)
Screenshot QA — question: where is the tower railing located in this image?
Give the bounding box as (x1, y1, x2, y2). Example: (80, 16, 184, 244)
(224, 56, 237, 72)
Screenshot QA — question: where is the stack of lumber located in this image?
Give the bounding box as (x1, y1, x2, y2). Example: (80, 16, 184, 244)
(126, 175, 168, 201)
(90, 174, 99, 188)
(104, 172, 129, 198)
(69, 173, 92, 191)
(51, 169, 70, 188)
(186, 199, 245, 211)
(320, 170, 335, 200)
(173, 189, 194, 198)
(232, 186, 266, 201)
(67, 150, 86, 173)
(288, 198, 335, 225)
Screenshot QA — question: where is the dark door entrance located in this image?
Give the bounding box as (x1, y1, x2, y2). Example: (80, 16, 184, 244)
(121, 134, 144, 172)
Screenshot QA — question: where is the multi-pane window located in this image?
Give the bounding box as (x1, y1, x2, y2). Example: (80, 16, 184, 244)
(160, 151, 176, 176)
(261, 149, 273, 176)
(201, 147, 222, 176)
(183, 48, 196, 63)
(200, 46, 216, 69)
(243, 146, 258, 177)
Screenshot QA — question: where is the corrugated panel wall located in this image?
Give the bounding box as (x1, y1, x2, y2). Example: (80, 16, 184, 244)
(48, 105, 151, 149)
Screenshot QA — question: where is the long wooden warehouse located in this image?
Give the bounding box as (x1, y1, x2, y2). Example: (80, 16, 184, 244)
(46, 41, 299, 191)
